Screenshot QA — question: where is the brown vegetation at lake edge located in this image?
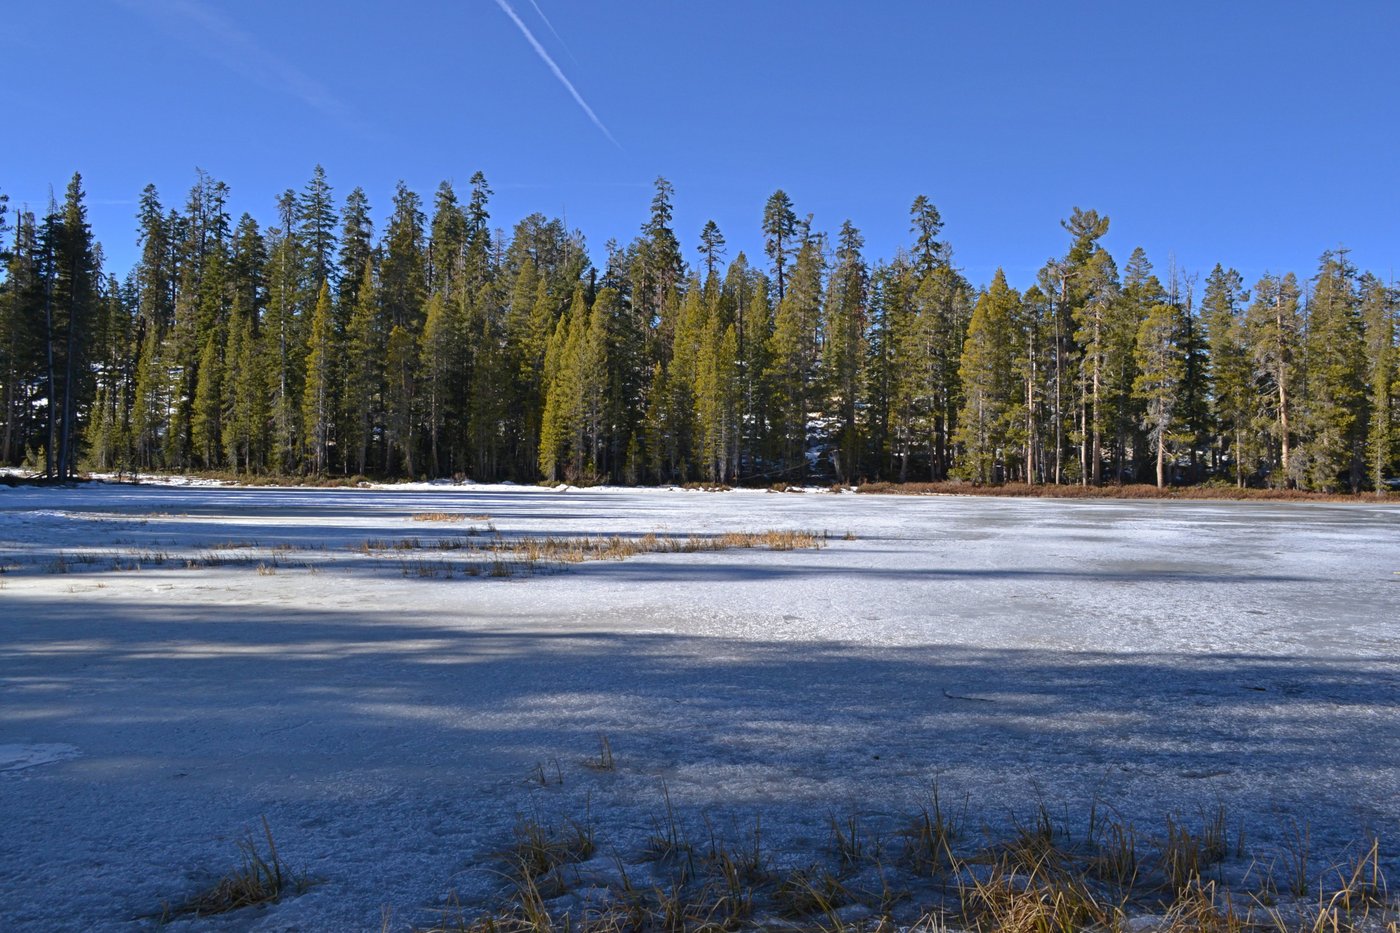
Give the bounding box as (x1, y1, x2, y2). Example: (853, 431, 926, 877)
(412, 789, 1397, 933)
(855, 481, 1383, 503)
(359, 530, 826, 578)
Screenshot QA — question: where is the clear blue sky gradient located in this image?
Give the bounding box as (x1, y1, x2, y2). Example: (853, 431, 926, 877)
(7, 1, 1399, 294)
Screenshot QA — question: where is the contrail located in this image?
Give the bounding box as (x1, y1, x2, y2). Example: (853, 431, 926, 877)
(494, 0, 620, 149)
(525, 0, 579, 64)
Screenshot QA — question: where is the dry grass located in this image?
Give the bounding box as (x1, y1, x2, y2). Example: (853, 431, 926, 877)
(1159, 807, 1230, 893)
(1159, 877, 1249, 933)
(583, 734, 615, 772)
(165, 818, 305, 918)
(774, 865, 850, 920)
(412, 512, 468, 522)
(956, 855, 1119, 933)
(503, 818, 596, 889)
(488, 529, 824, 564)
(417, 792, 1399, 933)
(349, 528, 825, 581)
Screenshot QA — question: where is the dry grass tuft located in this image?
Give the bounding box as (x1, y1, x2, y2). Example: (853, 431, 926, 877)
(1088, 812, 1139, 888)
(412, 512, 467, 522)
(503, 818, 596, 890)
(774, 865, 850, 919)
(1159, 807, 1230, 893)
(166, 818, 305, 918)
(583, 733, 615, 772)
(957, 853, 1119, 933)
(1159, 877, 1249, 933)
(414, 790, 1400, 933)
(350, 528, 827, 582)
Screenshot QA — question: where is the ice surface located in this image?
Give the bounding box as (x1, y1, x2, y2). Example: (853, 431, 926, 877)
(0, 743, 80, 773)
(1, 482, 1397, 929)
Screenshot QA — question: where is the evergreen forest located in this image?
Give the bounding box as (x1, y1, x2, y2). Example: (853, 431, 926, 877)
(1, 169, 1395, 493)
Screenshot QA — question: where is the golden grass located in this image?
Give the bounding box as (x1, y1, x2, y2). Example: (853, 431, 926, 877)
(165, 818, 306, 918)
(350, 528, 825, 581)
(416, 794, 1399, 933)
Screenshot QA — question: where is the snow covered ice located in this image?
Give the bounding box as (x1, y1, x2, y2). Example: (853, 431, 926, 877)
(1, 481, 1397, 930)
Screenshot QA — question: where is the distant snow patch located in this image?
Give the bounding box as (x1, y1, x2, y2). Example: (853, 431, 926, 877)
(0, 744, 80, 774)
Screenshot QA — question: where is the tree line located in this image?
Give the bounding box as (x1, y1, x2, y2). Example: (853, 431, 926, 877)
(0, 170, 1395, 492)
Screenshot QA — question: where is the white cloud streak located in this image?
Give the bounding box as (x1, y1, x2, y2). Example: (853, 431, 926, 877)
(525, 0, 579, 64)
(117, 0, 355, 124)
(493, 0, 620, 149)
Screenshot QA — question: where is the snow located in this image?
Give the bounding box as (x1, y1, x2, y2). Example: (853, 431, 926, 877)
(1, 482, 1398, 930)
(0, 743, 81, 773)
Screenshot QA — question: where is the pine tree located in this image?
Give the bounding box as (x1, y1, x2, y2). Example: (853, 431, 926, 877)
(576, 286, 611, 476)
(822, 221, 868, 482)
(1360, 275, 1396, 494)
(762, 191, 798, 303)
(538, 289, 588, 480)
(301, 281, 336, 474)
(697, 220, 726, 284)
(1053, 208, 1111, 484)
(1299, 251, 1367, 490)
(46, 174, 100, 478)
(381, 182, 427, 329)
(2, 209, 45, 464)
(266, 189, 305, 472)
(1173, 269, 1211, 481)
(908, 265, 973, 480)
(298, 165, 338, 291)
(229, 214, 267, 319)
(130, 321, 165, 470)
(83, 274, 133, 472)
(343, 258, 382, 475)
(385, 323, 418, 476)
(738, 273, 773, 477)
(659, 280, 707, 480)
(1243, 272, 1302, 485)
(867, 256, 910, 478)
(1133, 301, 1185, 487)
(467, 289, 509, 480)
(954, 270, 1018, 483)
(1110, 248, 1158, 481)
(337, 187, 374, 308)
(629, 178, 684, 369)
(464, 172, 493, 292)
(1009, 283, 1053, 483)
(909, 195, 947, 278)
(222, 300, 269, 474)
(1201, 265, 1252, 485)
(695, 315, 739, 483)
(766, 233, 825, 478)
(221, 310, 249, 471)
(191, 332, 223, 468)
(428, 180, 467, 300)
(1062, 213, 1118, 485)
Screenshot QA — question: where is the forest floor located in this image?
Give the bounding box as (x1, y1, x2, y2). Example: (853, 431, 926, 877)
(1, 481, 1398, 931)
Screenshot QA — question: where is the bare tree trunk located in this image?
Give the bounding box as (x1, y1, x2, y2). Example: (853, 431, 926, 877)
(1090, 319, 1102, 486)
(1235, 426, 1243, 488)
(1275, 296, 1291, 484)
(1156, 418, 1166, 488)
(43, 257, 56, 478)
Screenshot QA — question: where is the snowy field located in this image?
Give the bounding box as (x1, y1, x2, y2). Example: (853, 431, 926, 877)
(1, 481, 1398, 930)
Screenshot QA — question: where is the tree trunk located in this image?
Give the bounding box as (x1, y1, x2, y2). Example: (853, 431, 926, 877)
(1156, 419, 1166, 488)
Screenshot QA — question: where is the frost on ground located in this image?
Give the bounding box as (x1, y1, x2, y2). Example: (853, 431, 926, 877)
(0, 482, 1397, 930)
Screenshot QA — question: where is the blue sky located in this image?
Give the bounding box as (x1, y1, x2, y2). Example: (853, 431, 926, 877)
(7, 1, 1400, 293)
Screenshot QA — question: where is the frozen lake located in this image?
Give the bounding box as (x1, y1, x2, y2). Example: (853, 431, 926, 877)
(1, 482, 1397, 930)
